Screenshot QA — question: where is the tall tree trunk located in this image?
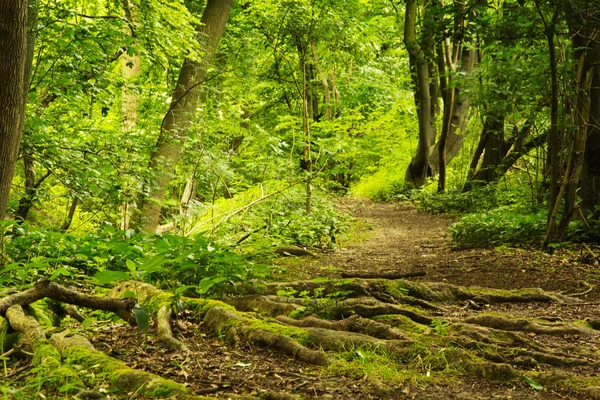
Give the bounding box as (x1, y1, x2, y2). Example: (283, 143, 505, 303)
(310, 41, 331, 121)
(544, 5, 599, 247)
(0, 0, 28, 219)
(579, 40, 600, 218)
(299, 40, 313, 215)
(404, 0, 432, 189)
(119, 0, 140, 230)
(462, 113, 506, 191)
(135, 0, 234, 232)
(429, 46, 476, 176)
(437, 39, 455, 193)
(15, 0, 39, 222)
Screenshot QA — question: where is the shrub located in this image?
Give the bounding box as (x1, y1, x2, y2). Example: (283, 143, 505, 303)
(0, 222, 266, 295)
(450, 206, 547, 249)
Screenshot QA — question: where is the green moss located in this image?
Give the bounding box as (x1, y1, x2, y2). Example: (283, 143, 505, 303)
(63, 346, 218, 399)
(247, 319, 312, 346)
(373, 314, 428, 335)
(147, 380, 184, 397)
(32, 340, 62, 369)
(188, 298, 236, 317)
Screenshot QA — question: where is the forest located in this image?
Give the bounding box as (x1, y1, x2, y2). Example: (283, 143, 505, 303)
(0, 0, 599, 398)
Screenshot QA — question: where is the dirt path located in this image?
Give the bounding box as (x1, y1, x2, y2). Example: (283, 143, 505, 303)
(316, 200, 599, 301)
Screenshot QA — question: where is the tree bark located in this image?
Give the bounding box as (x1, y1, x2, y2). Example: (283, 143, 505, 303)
(463, 113, 506, 191)
(429, 46, 476, 176)
(0, 0, 28, 219)
(404, 0, 432, 189)
(579, 39, 600, 218)
(15, 0, 39, 222)
(136, 0, 234, 232)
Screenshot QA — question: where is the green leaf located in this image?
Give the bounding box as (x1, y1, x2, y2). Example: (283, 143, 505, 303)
(93, 270, 130, 284)
(126, 259, 137, 274)
(524, 376, 543, 391)
(134, 305, 150, 333)
(199, 277, 215, 295)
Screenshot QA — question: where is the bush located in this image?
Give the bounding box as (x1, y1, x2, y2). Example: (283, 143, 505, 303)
(0, 222, 266, 295)
(415, 183, 538, 215)
(450, 206, 547, 249)
(185, 184, 352, 251)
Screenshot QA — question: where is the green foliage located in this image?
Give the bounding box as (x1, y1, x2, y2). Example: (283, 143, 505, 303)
(185, 185, 352, 251)
(430, 319, 450, 336)
(0, 222, 268, 296)
(450, 206, 547, 249)
(416, 186, 501, 215)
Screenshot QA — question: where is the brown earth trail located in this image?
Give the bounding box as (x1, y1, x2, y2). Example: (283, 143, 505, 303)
(303, 200, 599, 300)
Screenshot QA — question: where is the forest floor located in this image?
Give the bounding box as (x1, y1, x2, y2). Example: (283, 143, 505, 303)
(6, 200, 600, 399)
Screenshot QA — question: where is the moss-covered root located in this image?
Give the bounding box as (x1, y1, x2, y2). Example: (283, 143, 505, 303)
(276, 314, 411, 341)
(6, 305, 87, 393)
(250, 278, 579, 306)
(203, 306, 330, 366)
(465, 314, 596, 336)
(51, 331, 218, 400)
(157, 306, 188, 350)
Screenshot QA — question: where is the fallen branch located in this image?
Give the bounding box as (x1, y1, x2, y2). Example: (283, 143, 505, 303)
(341, 270, 426, 279)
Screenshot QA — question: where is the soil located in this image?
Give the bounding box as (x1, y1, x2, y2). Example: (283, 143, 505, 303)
(6, 200, 600, 399)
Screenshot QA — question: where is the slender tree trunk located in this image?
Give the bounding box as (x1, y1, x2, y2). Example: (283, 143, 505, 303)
(428, 46, 476, 176)
(463, 114, 505, 191)
(60, 197, 79, 231)
(299, 42, 313, 215)
(310, 41, 331, 121)
(119, 0, 140, 230)
(437, 36, 458, 193)
(136, 0, 234, 232)
(404, 0, 432, 189)
(0, 0, 28, 219)
(15, 0, 40, 222)
(180, 177, 198, 216)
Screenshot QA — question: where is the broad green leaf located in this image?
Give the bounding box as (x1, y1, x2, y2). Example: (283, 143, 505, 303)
(524, 376, 543, 391)
(134, 305, 150, 333)
(199, 277, 215, 295)
(126, 259, 137, 274)
(93, 270, 130, 284)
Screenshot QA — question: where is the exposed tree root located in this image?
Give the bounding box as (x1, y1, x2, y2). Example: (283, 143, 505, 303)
(157, 306, 188, 350)
(0, 279, 136, 324)
(202, 305, 330, 366)
(341, 270, 426, 279)
(464, 314, 594, 335)
(276, 314, 411, 340)
(2, 277, 598, 398)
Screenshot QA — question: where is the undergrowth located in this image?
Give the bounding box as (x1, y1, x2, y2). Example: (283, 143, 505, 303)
(450, 206, 547, 249)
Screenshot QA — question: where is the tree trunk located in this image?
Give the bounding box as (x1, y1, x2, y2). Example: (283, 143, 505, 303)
(119, 0, 140, 230)
(0, 0, 28, 219)
(429, 46, 476, 176)
(404, 0, 432, 189)
(544, 6, 599, 247)
(15, 0, 39, 222)
(579, 40, 600, 218)
(135, 0, 234, 232)
(437, 40, 454, 193)
(60, 197, 79, 231)
(300, 42, 313, 215)
(463, 114, 505, 191)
